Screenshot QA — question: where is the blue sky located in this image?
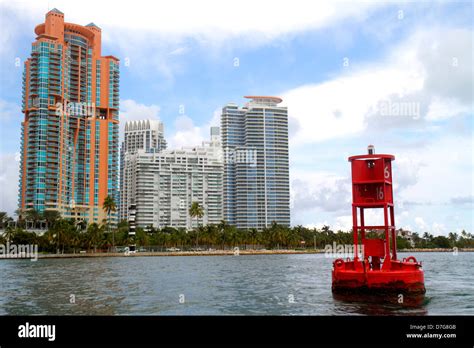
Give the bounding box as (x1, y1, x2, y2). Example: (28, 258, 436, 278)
(0, 0, 472, 235)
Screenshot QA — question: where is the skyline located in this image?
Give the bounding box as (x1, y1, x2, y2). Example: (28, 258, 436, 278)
(0, 0, 472, 235)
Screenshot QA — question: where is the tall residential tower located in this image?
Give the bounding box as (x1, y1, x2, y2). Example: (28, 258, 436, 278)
(119, 120, 167, 221)
(18, 9, 119, 224)
(221, 96, 290, 230)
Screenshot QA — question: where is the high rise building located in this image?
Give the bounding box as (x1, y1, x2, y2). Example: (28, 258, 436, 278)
(18, 9, 119, 224)
(123, 127, 223, 229)
(119, 120, 167, 221)
(221, 96, 290, 230)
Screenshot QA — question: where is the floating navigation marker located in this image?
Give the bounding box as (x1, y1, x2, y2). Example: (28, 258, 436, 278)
(331, 146, 426, 294)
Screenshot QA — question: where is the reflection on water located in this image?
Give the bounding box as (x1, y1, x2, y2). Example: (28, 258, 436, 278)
(0, 252, 472, 315)
(332, 292, 428, 315)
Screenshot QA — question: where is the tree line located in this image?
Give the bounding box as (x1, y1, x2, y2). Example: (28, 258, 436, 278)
(1, 211, 473, 254)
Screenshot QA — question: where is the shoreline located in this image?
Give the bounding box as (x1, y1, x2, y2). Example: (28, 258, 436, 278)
(1, 248, 472, 260)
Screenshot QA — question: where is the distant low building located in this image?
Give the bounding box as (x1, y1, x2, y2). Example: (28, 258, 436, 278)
(398, 228, 415, 247)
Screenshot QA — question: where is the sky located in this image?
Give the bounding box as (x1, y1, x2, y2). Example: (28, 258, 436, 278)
(0, 0, 472, 235)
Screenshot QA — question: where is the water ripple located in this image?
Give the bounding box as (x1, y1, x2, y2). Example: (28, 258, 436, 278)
(0, 252, 472, 315)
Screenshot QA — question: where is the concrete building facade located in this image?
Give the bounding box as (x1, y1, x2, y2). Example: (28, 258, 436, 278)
(18, 9, 119, 224)
(221, 96, 290, 230)
(119, 120, 167, 221)
(122, 127, 223, 229)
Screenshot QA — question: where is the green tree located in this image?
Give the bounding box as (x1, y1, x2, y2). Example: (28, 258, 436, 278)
(0, 212, 7, 229)
(86, 223, 102, 252)
(4, 226, 17, 243)
(189, 201, 204, 227)
(448, 232, 458, 247)
(135, 227, 149, 247)
(217, 220, 230, 249)
(459, 230, 474, 248)
(102, 195, 117, 252)
(432, 235, 451, 248)
(11, 228, 37, 245)
(189, 201, 204, 246)
(49, 219, 76, 253)
(396, 236, 412, 249)
(249, 228, 258, 248)
(43, 210, 61, 229)
(25, 209, 41, 229)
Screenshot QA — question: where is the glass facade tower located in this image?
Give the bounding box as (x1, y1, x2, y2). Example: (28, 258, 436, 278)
(221, 96, 290, 230)
(18, 9, 119, 224)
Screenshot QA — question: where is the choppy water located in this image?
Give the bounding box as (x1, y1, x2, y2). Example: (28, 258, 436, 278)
(0, 252, 472, 315)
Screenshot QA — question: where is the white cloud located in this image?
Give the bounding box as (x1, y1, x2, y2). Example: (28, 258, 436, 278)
(282, 66, 423, 144)
(450, 195, 474, 206)
(415, 217, 447, 235)
(333, 215, 352, 232)
(0, 153, 20, 215)
(281, 27, 472, 145)
(331, 209, 386, 232)
(168, 115, 204, 149)
(300, 218, 351, 232)
(392, 156, 423, 194)
(415, 217, 429, 231)
(169, 47, 189, 56)
(2, 0, 386, 41)
(291, 172, 350, 213)
(432, 222, 446, 235)
(119, 99, 219, 150)
(1, 0, 388, 80)
(119, 99, 161, 142)
(426, 96, 470, 121)
(395, 135, 472, 205)
(0, 99, 21, 123)
(167, 106, 221, 149)
(285, 26, 472, 234)
(120, 99, 161, 122)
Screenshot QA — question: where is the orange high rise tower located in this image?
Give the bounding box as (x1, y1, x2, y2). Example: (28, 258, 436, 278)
(19, 9, 119, 224)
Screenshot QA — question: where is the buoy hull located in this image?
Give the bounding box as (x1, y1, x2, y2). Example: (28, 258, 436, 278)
(332, 259, 425, 294)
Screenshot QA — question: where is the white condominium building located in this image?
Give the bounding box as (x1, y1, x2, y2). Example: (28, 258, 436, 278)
(119, 120, 167, 221)
(123, 127, 223, 229)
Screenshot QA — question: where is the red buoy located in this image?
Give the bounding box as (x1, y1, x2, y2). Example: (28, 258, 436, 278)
(332, 146, 425, 294)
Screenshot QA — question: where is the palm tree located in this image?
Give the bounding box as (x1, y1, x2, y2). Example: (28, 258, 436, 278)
(102, 195, 117, 252)
(4, 226, 16, 243)
(0, 212, 7, 229)
(249, 228, 258, 249)
(189, 201, 204, 227)
(43, 210, 61, 229)
(87, 223, 101, 252)
(218, 220, 230, 249)
(25, 209, 41, 229)
(189, 201, 204, 246)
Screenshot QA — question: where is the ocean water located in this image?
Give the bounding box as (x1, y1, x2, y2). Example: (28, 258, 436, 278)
(0, 252, 472, 315)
